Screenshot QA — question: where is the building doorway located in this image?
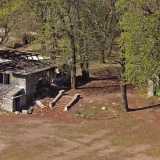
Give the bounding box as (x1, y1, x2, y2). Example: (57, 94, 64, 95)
(15, 97, 21, 111)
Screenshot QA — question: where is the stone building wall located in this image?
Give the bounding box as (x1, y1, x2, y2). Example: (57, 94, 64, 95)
(10, 74, 26, 91)
(25, 69, 53, 94)
(0, 98, 13, 112)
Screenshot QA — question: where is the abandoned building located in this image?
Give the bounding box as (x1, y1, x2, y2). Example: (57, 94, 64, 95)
(0, 49, 54, 112)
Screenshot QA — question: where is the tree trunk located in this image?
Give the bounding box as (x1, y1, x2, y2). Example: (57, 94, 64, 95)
(70, 25, 76, 89)
(71, 64, 76, 89)
(76, 0, 89, 82)
(60, 5, 77, 89)
(85, 52, 90, 81)
(81, 70, 89, 81)
(121, 55, 129, 112)
(120, 82, 129, 112)
(40, 9, 47, 56)
(41, 41, 46, 56)
(80, 61, 85, 81)
(101, 49, 105, 63)
(80, 54, 89, 81)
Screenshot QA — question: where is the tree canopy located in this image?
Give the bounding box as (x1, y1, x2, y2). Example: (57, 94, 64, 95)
(116, 0, 160, 86)
(0, 0, 23, 45)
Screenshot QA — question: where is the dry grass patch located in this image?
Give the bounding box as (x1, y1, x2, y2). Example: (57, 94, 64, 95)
(146, 146, 160, 157)
(72, 149, 103, 160)
(111, 135, 141, 147)
(73, 102, 120, 120)
(0, 142, 50, 160)
(54, 122, 107, 139)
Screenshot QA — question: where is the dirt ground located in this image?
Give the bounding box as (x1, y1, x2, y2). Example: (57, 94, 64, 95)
(0, 67, 160, 160)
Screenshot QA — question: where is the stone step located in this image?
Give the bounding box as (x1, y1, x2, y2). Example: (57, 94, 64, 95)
(58, 101, 71, 104)
(57, 101, 70, 105)
(63, 95, 73, 99)
(58, 98, 71, 103)
(51, 93, 80, 113)
(52, 95, 74, 113)
(58, 100, 70, 103)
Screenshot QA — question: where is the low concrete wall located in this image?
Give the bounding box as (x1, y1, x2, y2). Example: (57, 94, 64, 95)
(64, 94, 80, 111)
(49, 90, 65, 107)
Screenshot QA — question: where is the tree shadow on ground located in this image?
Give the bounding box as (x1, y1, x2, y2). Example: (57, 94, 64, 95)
(76, 75, 119, 86)
(129, 104, 160, 112)
(76, 76, 120, 95)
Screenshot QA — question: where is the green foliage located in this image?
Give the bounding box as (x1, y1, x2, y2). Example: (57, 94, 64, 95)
(24, 0, 117, 62)
(116, 0, 160, 86)
(0, 0, 23, 45)
(0, 0, 22, 19)
(0, 0, 119, 88)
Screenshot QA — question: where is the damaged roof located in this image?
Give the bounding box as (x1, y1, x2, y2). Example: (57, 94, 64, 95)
(0, 49, 53, 75)
(5, 86, 22, 98)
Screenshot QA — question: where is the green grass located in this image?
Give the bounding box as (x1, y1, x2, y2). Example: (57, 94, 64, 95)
(25, 43, 41, 53)
(74, 102, 120, 120)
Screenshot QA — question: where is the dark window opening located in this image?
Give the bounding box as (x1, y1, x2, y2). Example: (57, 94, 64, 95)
(4, 74, 10, 84)
(0, 73, 3, 83)
(0, 73, 10, 84)
(56, 73, 60, 78)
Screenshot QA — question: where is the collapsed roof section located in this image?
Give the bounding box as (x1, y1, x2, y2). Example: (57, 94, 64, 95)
(0, 49, 53, 75)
